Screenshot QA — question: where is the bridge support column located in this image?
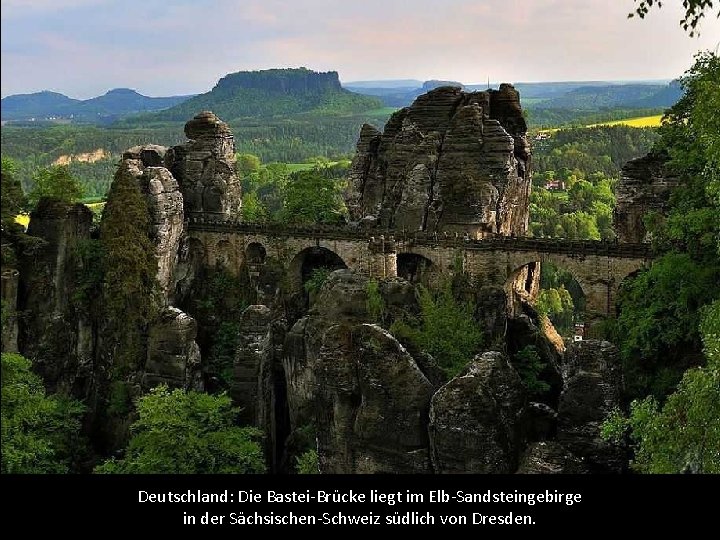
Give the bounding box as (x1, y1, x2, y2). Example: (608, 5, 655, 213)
(368, 237, 397, 279)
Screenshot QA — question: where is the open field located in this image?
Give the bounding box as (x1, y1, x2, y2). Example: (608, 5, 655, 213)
(589, 115, 663, 128)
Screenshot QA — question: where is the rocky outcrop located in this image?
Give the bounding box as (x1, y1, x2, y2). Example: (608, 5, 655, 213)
(346, 85, 531, 238)
(315, 324, 435, 473)
(283, 270, 441, 473)
(18, 198, 95, 395)
(429, 352, 525, 473)
(284, 270, 423, 427)
(166, 111, 242, 218)
(614, 153, 680, 243)
(120, 145, 184, 299)
(557, 340, 625, 473)
(517, 442, 588, 474)
(144, 307, 202, 390)
(232, 305, 274, 426)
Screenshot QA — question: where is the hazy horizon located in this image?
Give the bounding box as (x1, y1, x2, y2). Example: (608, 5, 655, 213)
(2, 0, 719, 99)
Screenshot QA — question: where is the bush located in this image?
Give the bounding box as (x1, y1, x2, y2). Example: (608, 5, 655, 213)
(366, 279, 385, 322)
(391, 282, 483, 377)
(28, 165, 83, 207)
(96, 386, 265, 474)
(296, 449, 319, 474)
(304, 268, 331, 295)
(513, 345, 551, 396)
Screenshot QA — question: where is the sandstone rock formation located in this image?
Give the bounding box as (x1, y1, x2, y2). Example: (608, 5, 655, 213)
(614, 153, 679, 243)
(144, 307, 202, 390)
(282, 270, 442, 473)
(516, 442, 588, 474)
(120, 145, 184, 299)
(232, 305, 278, 425)
(346, 85, 531, 237)
(315, 324, 435, 473)
(429, 352, 525, 473)
(558, 340, 625, 473)
(166, 111, 242, 218)
(18, 198, 95, 394)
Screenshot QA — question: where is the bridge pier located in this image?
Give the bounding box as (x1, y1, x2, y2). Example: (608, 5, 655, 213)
(368, 237, 398, 279)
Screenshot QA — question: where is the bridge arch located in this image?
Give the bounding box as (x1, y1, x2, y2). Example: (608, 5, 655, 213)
(246, 242, 267, 264)
(288, 246, 348, 294)
(506, 259, 588, 337)
(397, 253, 435, 286)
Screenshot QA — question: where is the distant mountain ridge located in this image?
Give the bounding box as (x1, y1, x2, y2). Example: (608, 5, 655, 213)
(149, 68, 383, 122)
(1, 88, 192, 123)
(345, 79, 682, 109)
(533, 82, 683, 110)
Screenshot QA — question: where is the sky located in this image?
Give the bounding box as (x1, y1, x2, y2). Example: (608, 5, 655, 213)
(1, 0, 719, 98)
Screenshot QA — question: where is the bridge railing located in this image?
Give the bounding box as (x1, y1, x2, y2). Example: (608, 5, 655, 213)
(186, 215, 652, 259)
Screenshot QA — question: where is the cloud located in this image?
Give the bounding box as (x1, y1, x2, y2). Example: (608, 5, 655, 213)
(2, 0, 719, 97)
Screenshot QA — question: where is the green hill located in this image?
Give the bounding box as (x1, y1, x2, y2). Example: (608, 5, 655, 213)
(149, 68, 382, 121)
(1, 89, 191, 123)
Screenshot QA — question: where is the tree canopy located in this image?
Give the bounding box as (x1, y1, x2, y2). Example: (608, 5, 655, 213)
(603, 301, 720, 473)
(96, 386, 265, 474)
(28, 165, 83, 207)
(100, 163, 158, 371)
(1, 353, 86, 473)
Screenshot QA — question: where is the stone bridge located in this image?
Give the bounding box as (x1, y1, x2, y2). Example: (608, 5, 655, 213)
(187, 216, 651, 321)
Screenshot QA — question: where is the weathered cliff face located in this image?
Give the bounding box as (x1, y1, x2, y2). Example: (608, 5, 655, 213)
(614, 153, 680, 243)
(214, 68, 343, 95)
(281, 270, 441, 473)
(106, 146, 204, 391)
(315, 324, 435, 473)
(167, 111, 242, 218)
(346, 85, 531, 237)
(558, 340, 626, 473)
(429, 352, 525, 473)
(144, 307, 202, 390)
(516, 442, 588, 474)
(120, 145, 184, 300)
(18, 199, 95, 395)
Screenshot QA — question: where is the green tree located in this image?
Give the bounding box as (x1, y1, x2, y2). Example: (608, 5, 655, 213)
(304, 268, 332, 295)
(236, 153, 262, 178)
(602, 301, 720, 473)
(512, 346, 551, 396)
(96, 385, 265, 474)
(280, 168, 347, 225)
(630, 0, 718, 35)
(616, 253, 718, 398)
(28, 165, 83, 207)
(241, 191, 269, 222)
(1, 353, 86, 473)
(615, 53, 720, 399)
(391, 282, 483, 376)
(100, 163, 158, 371)
(1, 157, 26, 226)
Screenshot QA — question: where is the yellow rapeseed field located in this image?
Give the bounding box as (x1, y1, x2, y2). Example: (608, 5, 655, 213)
(589, 115, 664, 128)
